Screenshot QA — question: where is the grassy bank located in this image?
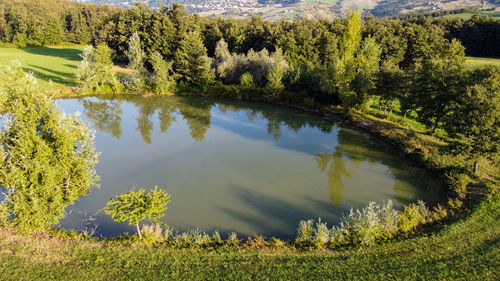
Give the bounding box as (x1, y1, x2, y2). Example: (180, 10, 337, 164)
(0, 194, 497, 280)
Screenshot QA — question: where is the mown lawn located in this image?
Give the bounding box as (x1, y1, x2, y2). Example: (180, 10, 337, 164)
(0, 195, 498, 280)
(0, 46, 83, 91)
(465, 57, 500, 68)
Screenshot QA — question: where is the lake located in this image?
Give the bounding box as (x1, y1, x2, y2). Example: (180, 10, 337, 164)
(56, 95, 443, 238)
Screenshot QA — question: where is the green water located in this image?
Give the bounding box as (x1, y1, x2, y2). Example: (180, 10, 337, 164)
(56, 95, 442, 238)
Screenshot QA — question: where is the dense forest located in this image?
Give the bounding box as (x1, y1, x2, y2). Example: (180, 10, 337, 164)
(0, 0, 499, 57)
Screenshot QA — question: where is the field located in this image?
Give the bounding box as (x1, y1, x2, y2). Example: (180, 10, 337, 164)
(442, 11, 500, 20)
(0, 46, 83, 91)
(465, 56, 500, 68)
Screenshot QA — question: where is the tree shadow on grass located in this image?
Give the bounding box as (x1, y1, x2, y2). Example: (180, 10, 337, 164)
(64, 64, 78, 69)
(21, 47, 82, 61)
(22, 65, 77, 87)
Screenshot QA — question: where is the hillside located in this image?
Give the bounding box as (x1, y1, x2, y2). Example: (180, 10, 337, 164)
(72, 0, 500, 19)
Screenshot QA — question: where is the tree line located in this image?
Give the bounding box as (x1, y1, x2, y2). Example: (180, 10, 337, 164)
(72, 6, 498, 170)
(1, 0, 499, 58)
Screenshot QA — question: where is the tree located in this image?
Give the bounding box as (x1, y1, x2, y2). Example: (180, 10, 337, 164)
(374, 62, 409, 116)
(174, 30, 215, 84)
(410, 39, 466, 134)
(0, 63, 99, 231)
(76, 43, 120, 93)
(266, 48, 288, 94)
(150, 51, 176, 94)
(321, 10, 381, 109)
(125, 32, 148, 93)
(105, 186, 171, 239)
(444, 66, 500, 173)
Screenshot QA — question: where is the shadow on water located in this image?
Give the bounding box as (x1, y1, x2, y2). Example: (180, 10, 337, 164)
(218, 185, 347, 238)
(21, 47, 82, 61)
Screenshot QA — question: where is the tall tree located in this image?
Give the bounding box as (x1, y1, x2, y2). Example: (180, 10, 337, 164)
(174, 30, 214, 84)
(410, 39, 466, 134)
(444, 66, 500, 173)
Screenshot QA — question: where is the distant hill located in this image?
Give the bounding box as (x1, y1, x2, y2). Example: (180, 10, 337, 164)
(72, 0, 500, 19)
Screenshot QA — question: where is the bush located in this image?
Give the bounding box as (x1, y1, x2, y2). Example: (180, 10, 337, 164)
(295, 219, 314, 243)
(76, 44, 120, 93)
(399, 200, 431, 233)
(105, 186, 171, 239)
(313, 219, 330, 245)
(299, 200, 402, 247)
(447, 173, 471, 199)
(240, 72, 255, 88)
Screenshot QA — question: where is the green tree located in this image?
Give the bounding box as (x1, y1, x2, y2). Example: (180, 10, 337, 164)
(321, 10, 380, 109)
(174, 30, 215, 84)
(76, 44, 120, 93)
(444, 66, 500, 173)
(125, 32, 148, 93)
(105, 186, 171, 239)
(0, 63, 99, 231)
(266, 48, 288, 94)
(410, 39, 466, 134)
(150, 51, 176, 94)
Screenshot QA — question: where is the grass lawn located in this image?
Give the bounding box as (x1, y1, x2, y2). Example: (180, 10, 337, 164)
(442, 11, 500, 20)
(465, 56, 500, 68)
(303, 0, 338, 5)
(0, 46, 83, 91)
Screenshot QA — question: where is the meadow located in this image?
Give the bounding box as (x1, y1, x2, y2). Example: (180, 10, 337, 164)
(0, 46, 83, 91)
(442, 11, 500, 20)
(465, 56, 500, 68)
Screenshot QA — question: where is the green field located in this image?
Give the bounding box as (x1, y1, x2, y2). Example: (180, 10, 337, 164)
(303, 0, 339, 5)
(0, 47, 83, 91)
(465, 56, 500, 68)
(442, 11, 500, 20)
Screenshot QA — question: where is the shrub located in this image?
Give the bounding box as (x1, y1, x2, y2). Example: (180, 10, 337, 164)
(313, 219, 330, 245)
(378, 200, 400, 238)
(141, 224, 164, 242)
(227, 232, 239, 245)
(212, 231, 223, 244)
(295, 219, 314, 243)
(240, 72, 255, 88)
(447, 173, 471, 199)
(344, 201, 382, 245)
(76, 44, 120, 93)
(431, 204, 448, 222)
(399, 200, 430, 233)
(105, 186, 171, 239)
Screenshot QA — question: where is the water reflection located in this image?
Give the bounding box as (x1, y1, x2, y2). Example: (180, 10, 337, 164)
(54, 95, 442, 237)
(77, 95, 335, 145)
